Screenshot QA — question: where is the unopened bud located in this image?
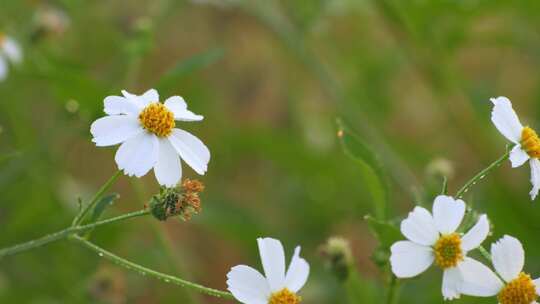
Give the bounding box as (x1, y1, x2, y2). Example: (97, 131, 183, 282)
(426, 157, 455, 179)
(319, 237, 353, 281)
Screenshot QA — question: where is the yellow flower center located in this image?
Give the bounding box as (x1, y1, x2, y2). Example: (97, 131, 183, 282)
(498, 273, 538, 304)
(521, 127, 540, 158)
(268, 288, 301, 304)
(138, 103, 175, 137)
(433, 233, 464, 269)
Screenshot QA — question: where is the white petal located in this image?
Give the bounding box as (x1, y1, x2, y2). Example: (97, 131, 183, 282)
(534, 278, 540, 295)
(168, 128, 210, 175)
(226, 265, 270, 304)
(432, 195, 466, 234)
(103, 95, 140, 115)
(2, 38, 22, 63)
(390, 241, 434, 278)
(461, 215, 490, 251)
(257, 238, 286, 292)
(154, 138, 181, 187)
(490, 96, 524, 143)
(90, 115, 143, 147)
(0, 56, 7, 81)
(491, 235, 525, 282)
(284, 246, 309, 293)
(164, 96, 204, 121)
(121, 89, 158, 108)
(442, 267, 462, 300)
(400, 206, 439, 246)
(114, 132, 159, 177)
(458, 257, 503, 297)
(530, 158, 540, 200)
(510, 145, 530, 168)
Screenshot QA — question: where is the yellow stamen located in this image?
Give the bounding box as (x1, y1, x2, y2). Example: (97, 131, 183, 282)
(433, 233, 464, 269)
(138, 103, 175, 137)
(269, 288, 301, 304)
(521, 127, 540, 158)
(498, 273, 538, 304)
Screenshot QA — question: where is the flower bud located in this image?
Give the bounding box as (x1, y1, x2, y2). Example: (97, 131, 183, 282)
(148, 179, 204, 221)
(319, 236, 353, 281)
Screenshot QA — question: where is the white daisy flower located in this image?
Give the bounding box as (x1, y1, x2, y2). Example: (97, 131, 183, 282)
(491, 96, 540, 200)
(0, 33, 22, 81)
(90, 89, 210, 187)
(458, 235, 540, 304)
(227, 237, 310, 304)
(390, 195, 491, 300)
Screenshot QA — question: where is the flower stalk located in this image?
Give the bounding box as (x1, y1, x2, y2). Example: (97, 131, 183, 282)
(72, 235, 234, 299)
(0, 209, 149, 259)
(456, 148, 511, 199)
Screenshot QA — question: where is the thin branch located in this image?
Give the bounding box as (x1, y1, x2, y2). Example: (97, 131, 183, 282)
(0, 209, 149, 259)
(456, 148, 511, 199)
(72, 235, 234, 300)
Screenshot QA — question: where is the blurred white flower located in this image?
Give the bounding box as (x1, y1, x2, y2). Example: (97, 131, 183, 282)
(90, 89, 210, 187)
(0, 34, 22, 82)
(458, 235, 540, 304)
(491, 97, 540, 200)
(390, 195, 490, 300)
(34, 6, 70, 37)
(227, 237, 310, 304)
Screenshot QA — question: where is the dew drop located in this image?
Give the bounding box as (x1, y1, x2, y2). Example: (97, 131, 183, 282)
(98, 253, 104, 257)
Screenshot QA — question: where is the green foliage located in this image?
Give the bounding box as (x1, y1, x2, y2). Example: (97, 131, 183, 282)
(88, 193, 119, 224)
(1, 1, 540, 304)
(337, 119, 389, 219)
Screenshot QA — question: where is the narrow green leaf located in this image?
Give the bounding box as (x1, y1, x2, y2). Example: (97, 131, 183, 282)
(365, 215, 401, 249)
(88, 193, 119, 224)
(83, 193, 119, 238)
(337, 119, 388, 219)
(156, 48, 225, 92)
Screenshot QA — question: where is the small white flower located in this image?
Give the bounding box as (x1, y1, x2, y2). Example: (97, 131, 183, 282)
(390, 195, 490, 300)
(227, 237, 310, 304)
(90, 89, 210, 187)
(491, 97, 540, 200)
(0, 33, 22, 82)
(458, 235, 540, 304)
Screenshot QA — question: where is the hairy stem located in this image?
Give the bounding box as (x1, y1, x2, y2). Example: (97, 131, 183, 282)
(72, 235, 234, 299)
(456, 149, 511, 199)
(72, 170, 122, 226)
(0, 209, 149, 259)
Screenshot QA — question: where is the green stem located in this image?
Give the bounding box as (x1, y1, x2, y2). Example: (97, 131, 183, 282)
(455, 149, 511, 199)
(0, 209, 149, 259)
(0, 228, 73, 259)
(386, 275, 400, 304)
(72, 235, 234, 300)
(478, 246, 492, 261)
(72, 170, 122, 226)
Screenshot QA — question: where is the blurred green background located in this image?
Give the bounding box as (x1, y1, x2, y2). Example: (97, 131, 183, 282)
(2, 0, 540, 303)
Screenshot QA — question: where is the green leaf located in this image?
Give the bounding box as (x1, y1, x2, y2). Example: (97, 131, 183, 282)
(365, 215, 401, 269)
(83, 193, 119, 238)
(88, 193, 119, 224)
(156, 48, 225, 92)
(365, 215, 401, 249)
(337, 119, 388, 219)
